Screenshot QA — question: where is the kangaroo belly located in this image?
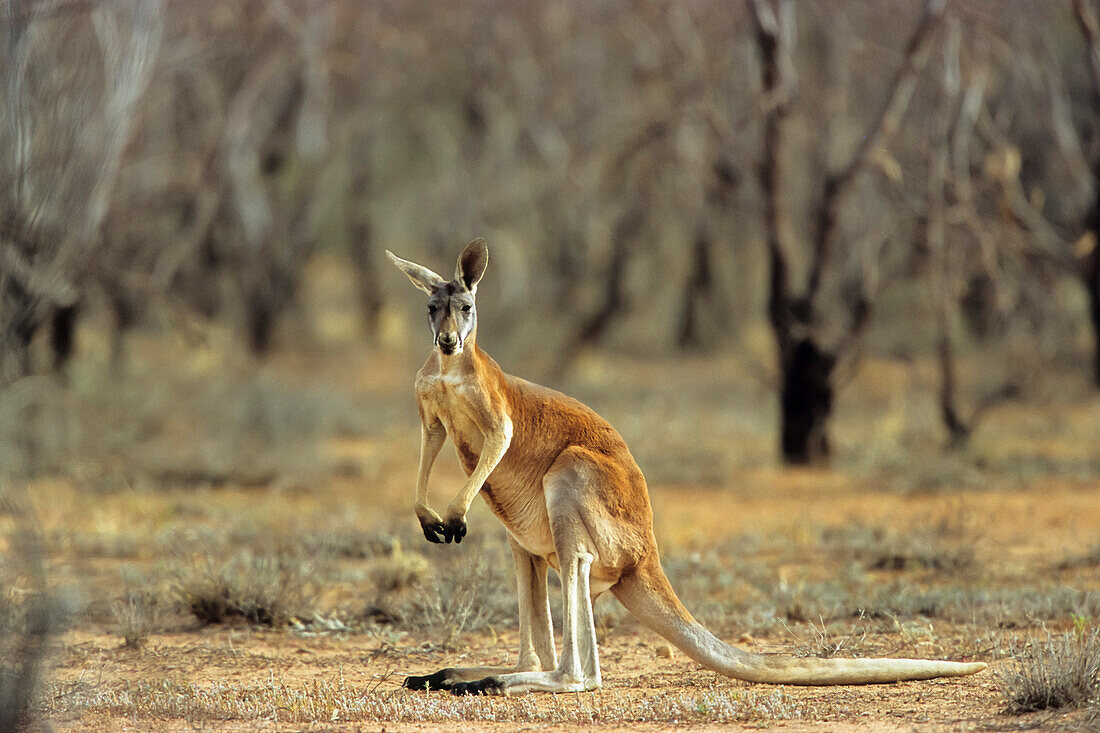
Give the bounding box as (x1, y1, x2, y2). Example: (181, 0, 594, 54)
(448, 433, 555, 557)
(480, 471, 556, 558)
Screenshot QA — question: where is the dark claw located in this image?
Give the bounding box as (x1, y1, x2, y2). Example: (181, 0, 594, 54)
(403, 669, 453, 691)
(421, 520, 446, 544)
(450, 677, 502, 696)
(443, 515, 467, 544)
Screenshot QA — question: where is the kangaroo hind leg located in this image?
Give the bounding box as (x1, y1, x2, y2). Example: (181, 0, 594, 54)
(449, 548, 600, 695)
(450, 453, 605, 695)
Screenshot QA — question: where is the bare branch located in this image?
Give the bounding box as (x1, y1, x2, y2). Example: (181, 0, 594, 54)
(0, 239, 78, 308)
(807, 0, 948, 301)
(929, 31, 965, 445)
(836, 0, 948, 191)
(3, 0, 36, 215)
(289, 0, 332, 162)
(224, 50, 295, 247)
(82, 0, 164, 244)
(1073, 0, 1100, 98)
(975, 106, 1077, 271)
(746, 0, 796, 354)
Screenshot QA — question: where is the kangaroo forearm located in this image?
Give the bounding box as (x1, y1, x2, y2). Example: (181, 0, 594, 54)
(449, 446, 505, 512)
(415, 459, 437, 506)
(416, 422, 446, 509)
(447, 419, 512, 515)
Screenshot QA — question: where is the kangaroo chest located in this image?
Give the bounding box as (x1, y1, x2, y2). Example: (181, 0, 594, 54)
(416, 360, 556, 558)
(417, 371, 487, 461)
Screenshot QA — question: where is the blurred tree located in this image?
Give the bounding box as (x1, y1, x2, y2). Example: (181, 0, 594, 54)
(743, 0, 947, 465)
(0, 0, 163, 385)
(926, 16, 1021, 447)
(113, 1, 334, 358)
(219, 1, 332, 355)
(1072, 0, 1100, 387)
(962, 0, 1100, 390)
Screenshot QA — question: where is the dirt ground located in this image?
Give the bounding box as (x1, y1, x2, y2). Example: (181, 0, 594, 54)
(36, 451, 1100, 730)
(7, 304, 1100, 730)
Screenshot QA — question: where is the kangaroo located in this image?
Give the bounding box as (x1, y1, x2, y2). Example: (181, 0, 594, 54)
(386, 239, 986, 696)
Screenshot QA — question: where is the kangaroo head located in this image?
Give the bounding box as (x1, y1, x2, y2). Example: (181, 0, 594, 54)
(386, 238, 488, 355)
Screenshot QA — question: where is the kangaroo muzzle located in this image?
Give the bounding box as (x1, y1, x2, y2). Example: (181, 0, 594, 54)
(437, 331, 460, 354)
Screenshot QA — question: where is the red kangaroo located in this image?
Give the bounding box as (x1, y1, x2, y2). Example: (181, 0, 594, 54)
(387, 239, 986, 695)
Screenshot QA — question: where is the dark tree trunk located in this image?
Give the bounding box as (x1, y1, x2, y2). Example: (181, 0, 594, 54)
(243, 251, 305, 358)
(677, 225, 714, 350)
(247, 294, 276, 356)
(1085, 184, 1100, 388)
(1, 276, 38, 386)
(1086, 247, 1100, 388)
(551, 207, 643, 376)
(779, 339, 836, 465)
(572, 207, 641, 347)
(16, 311, 36, 377)
(1073, 1, 1100, 387)
(50, 302, 78, 373)
(348, 224, 383, 337)
(109, 291, 139, 369)
(347, 206, 383, 336)
(241, 226, 302, 358)
(181, 232, 223, 321)
(551, 228, 584, 310)
(936, 325, 972, 449)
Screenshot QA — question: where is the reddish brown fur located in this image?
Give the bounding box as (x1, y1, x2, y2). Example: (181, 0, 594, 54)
(416, 341, 655, 574)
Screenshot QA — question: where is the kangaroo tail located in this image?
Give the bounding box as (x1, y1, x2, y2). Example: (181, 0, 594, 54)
(611, 556, 986, 685)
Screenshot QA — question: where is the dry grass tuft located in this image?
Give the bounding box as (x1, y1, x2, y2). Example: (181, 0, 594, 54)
(358, 533, 518, 639)
(112, 590, 160, 648)
(790, 613, 871, 659)
(367, 541, 430, 594)
(405, 550, 513, 641)
(173, 550, 317, 627)
(999, 623, 1100, 714)
(824, 519, 978, 575)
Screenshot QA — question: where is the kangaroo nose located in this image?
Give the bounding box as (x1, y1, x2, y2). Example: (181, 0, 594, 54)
(438, 332, 457, 348)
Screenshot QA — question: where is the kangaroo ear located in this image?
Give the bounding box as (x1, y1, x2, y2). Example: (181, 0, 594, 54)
(455, 238, 488, 293)
(386, 250, 446, 294)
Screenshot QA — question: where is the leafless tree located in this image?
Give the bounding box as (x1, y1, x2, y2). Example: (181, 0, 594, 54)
(924, 16, 1024, 447)
(0, 0, 163, 385)
(743, 0, 948, 464)
(211, 1, 332, 354)
(100, 1, 334, 358)
(1072, 0, 1100, 387)
(959, 0, 1100, 389)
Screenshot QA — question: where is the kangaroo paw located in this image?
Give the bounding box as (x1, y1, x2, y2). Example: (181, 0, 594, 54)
(403, 669, 454, 691)
(442, 515, 467, 544)
(449, 676, 503, 696)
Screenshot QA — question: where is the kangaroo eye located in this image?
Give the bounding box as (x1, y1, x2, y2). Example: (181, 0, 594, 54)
(428, 304, 438, 314)
(461, 305, 472, 313)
